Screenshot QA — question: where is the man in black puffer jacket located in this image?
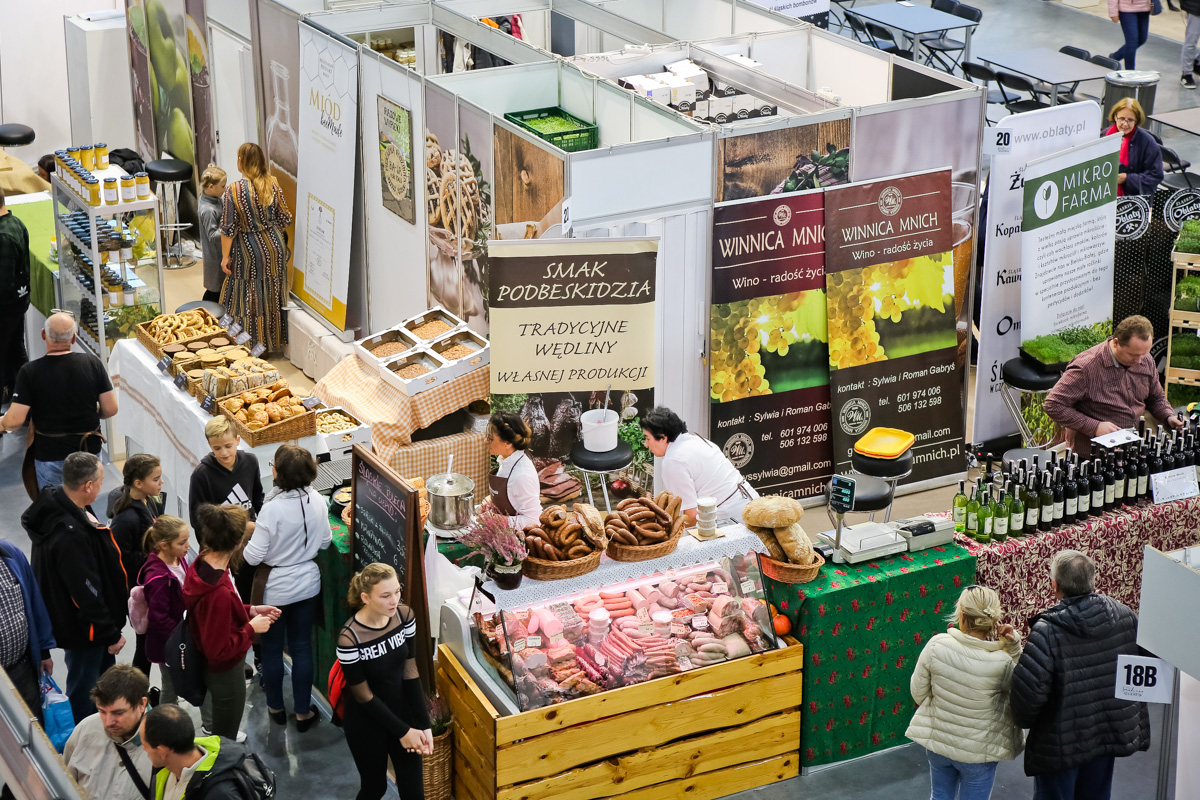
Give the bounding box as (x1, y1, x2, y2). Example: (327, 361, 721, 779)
(1011, 549, 1150, 800)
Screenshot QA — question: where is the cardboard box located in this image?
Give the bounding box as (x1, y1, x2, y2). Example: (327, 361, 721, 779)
(354, 328, 421, 373)
(400, 306, 467, 343)
(665, 59, 707, 81)
(380, 349, 450, 397)
(427, 329, 490, 380)
(316, 406, 372, 460)
(708, 94, 734, 123)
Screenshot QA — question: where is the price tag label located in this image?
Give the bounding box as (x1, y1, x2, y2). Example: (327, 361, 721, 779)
(156, 356, 172, 373)
(740, 579, 755, 594)
(712, 581, 729, 595)
(638, 621, 655, 635)
(234, 331, 252, 346)
(301, 395, 322, 410)
(249, 343, 267, 358)
(1115, 655, 1174, 703)
(678, 655, 694, 671)
(1151, 466, 1199, 504)
(691, 615, 709, 630)
(636, 607, 651, 623)
(173, 371, 188, 389)
(549, 632, 564, 645)
(227, 322, 243, 338)
(218, 313, 234, 328)
(511, 638, 527, 654)
(200, 395, 216, 413)
(526, 635, 542, 648)
(670, 622, 689, 637)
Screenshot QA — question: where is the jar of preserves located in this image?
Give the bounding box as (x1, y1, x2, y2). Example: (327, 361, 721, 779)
(119, 175, 136, 202)
(135, 172, 151, 199)
(95, 143, 109, 169)
(79, 144, 95, 171)
(102, 177, 118, 205)
(85, 178, 101, 207)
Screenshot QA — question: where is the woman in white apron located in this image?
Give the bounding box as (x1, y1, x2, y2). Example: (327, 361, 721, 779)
(641, 406, 758, 524)
(481, 412, 541, 530)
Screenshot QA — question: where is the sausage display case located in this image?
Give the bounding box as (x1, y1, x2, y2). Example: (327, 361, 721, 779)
(436, 529, 804, 800)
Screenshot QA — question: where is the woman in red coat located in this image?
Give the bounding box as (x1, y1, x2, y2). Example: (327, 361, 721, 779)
(183, 504, 279, 740)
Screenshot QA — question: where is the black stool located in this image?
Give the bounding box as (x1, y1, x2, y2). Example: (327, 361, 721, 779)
(147, 158, 194, 269)
(569, 441, 633, 513)
(1001, 357, 1061, 449)
(851, 447, 914, 522)
(0, 124, 35, 147)
(176, 299, 227, 319)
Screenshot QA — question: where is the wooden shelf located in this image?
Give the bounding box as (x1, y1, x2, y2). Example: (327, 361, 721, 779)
(1171, 311, 1200, 329)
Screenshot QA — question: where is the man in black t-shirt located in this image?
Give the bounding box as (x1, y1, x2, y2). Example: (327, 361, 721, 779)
(0, 312, 117, 489)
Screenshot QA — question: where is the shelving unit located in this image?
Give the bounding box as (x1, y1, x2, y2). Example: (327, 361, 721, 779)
(1166, 250, 1200, 406)
(50, 170, 165, 368)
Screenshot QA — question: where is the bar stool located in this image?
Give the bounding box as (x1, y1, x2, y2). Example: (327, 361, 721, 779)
(824, 474, 894, 531)
(0, 124, 35, 148)
(1000, 357, 1061, 458)
(146, 158, 194, 269)
(175, 299, 227, 318)
(569, 441, 633, 513)
(850, 430, 914, 523)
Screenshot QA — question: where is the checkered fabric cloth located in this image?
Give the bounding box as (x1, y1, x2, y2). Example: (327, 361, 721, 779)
(381, 430, 489, 493)
(312, 356, 490, 446)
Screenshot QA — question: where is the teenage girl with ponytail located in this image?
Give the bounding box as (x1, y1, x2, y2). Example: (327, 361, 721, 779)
(906, 585, 1025, 800)
(337, 563, 432, 800)
(219, 142, 292, 353)
(136, 515, 190, 704)
(109, 453, 163, 676)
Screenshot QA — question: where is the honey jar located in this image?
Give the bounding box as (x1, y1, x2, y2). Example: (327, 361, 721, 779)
(79, 144, 95, 171)
(94, 143, 109, 169)
(85, 178, 101, 207)
(135, 172, 151, 199)
(102, 177, 118, 205)
(119, 175, 136, 202)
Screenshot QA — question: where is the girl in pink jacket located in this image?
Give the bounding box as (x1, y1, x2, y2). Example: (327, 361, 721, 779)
(1109, 0, 1153, 69)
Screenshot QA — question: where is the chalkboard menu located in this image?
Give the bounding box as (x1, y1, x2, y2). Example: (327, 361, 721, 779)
(349, 445, 433, 688)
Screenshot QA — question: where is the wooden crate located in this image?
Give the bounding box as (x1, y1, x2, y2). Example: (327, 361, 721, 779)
(436, 640, 802, 800)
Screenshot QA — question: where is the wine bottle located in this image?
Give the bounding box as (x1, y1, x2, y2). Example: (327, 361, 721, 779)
(1113, 449, 1126, 506)
(1185, 433, 1196, 468)
(1138, 442, 1151, 499)
(965, 481, 980, 540)
(1103, 456, 1116, 510)
(978, 484, 993, 544)
(1151, 436, 1164, 475)
(1089, 459, 1105, 516)
(1052, 468, 1065, 525)
(1078, 462, 1092, 518)
(1039, 470, 1054, 532)
(993, 488, 1009, 543)
(1025, 473, 1040, 531)
(1009, 479, 1025, 538)
(1064, 463, 1079, 525)
(952, 479, 967, 533)
(1122, 446, 1137, 503)
(985, 453, 995, 487)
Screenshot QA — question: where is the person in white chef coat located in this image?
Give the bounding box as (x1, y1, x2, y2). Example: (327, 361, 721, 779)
(480, 411, 542, 529)
(641, 406, 758, 525)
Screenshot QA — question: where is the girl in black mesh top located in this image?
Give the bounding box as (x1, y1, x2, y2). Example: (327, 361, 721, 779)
(337, 563, 432, 800)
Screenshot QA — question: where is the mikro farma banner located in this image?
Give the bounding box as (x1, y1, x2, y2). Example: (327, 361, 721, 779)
(824, 170, 965, 483)
(709, 192, 834, 502)
(487, 238, 657, 394)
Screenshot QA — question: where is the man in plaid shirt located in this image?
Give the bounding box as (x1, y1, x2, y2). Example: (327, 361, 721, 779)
(1044, 315, 1182, 457)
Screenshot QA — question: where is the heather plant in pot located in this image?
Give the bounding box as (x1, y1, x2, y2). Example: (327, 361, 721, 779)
(460, 511, 527, 589)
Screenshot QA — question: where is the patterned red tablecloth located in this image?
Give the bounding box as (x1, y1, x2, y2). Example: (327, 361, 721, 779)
(956, 497, 1200, 633)
(766, 544, 976, 768)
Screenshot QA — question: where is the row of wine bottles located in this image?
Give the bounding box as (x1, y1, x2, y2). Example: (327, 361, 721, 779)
(953, 422, 1197, 543)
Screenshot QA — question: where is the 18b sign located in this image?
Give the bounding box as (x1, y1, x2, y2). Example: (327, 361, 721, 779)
(1115, 655, 1173, 704)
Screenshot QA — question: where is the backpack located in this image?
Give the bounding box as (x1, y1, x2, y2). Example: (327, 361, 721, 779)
(198, 752, 276, 800)
(164, 611, 207, 706)
(127, 584, 151, 634)
(327, 660, 347, 725)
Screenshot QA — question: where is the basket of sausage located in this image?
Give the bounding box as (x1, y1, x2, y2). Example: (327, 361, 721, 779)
(604, 492, 687, 562)
(522, 503, 607, 581)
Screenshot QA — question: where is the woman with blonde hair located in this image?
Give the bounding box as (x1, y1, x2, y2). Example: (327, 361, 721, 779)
(1105, 98, 1163, 197)
(907, 585, 1024, 800)
(219, 142, 292, 352)
(337, 563, 431, 800)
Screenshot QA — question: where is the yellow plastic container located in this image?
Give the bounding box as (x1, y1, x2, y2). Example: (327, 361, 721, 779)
(854, 427, 915, 460)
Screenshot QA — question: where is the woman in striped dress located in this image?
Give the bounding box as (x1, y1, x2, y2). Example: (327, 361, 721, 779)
(220, 142, 292, 353)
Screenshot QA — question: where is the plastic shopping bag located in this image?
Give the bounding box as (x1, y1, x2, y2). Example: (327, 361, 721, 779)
(41, 675, 74, 752)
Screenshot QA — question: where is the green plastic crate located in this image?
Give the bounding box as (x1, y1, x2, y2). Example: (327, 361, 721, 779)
(503, 106, 599, 153)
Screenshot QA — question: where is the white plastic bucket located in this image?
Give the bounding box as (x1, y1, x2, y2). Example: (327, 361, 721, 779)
(580, 408, 619, 452)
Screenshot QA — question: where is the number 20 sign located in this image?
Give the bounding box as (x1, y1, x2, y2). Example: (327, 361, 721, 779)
(1115, 655, 1174, 704)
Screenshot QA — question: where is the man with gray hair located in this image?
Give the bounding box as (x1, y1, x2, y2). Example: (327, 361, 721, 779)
(23, 452, 129, 722)
(0, 310, 117, 490)
(1010, 549, 1149, 800)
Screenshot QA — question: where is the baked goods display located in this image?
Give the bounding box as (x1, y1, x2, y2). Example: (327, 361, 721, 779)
(201, 357, 280, 400)
(219, 381, 305, 430)
(145, 309, 223, 345)
(743, 495, 816, 566)
(523, 503, 606, 562)
(603, 492, 687, 547)
(471, 553, 778, 710)
(317, 411, 358, 434)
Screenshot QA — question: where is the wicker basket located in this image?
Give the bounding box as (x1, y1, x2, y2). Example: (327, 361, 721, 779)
(606, 526, 684, 562)
(758, 550, 825, 584)
(218, 390, 316, 447)
(421, 728, 453, 800)
(135, 309, 225, 360)
(522, 547, 602, 580)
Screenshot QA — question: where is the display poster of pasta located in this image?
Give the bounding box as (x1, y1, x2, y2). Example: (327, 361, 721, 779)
(709, 191, 834, 502)
(824, 170, 965, 483)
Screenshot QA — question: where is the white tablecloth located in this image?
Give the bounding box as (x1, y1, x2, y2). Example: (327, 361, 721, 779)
(108, 339, 326, 517)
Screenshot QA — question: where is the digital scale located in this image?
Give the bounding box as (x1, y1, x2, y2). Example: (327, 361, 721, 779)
(817, 521, 908, 563)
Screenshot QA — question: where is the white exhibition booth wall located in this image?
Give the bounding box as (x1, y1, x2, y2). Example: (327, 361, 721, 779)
(585, 0, 801, 46)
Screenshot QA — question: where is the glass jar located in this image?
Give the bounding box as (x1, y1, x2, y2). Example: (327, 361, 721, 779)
(123, 283, 136, 306)
(102, 178, 118, 205)
(135, 172, 151, 199)
(85, 178, 101, 207)
(120, 238, 133, 262)
(95, 143, 109, 169)
(119, 175, 136, 202)
(79, 144, 95, 172)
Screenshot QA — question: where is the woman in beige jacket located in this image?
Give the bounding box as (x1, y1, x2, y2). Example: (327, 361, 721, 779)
(906, 585, 1024, 800)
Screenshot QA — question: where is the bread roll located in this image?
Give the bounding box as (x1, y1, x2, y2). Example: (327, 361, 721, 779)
(774, 521, 814, 564)
(747, 524, 787, 561)
(742, 495, 803, 528)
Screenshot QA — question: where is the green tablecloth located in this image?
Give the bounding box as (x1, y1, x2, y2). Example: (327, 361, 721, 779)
(9, 197, 57, 316)
(313, 513, 483, 694)
(765, 543, 976, 767)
